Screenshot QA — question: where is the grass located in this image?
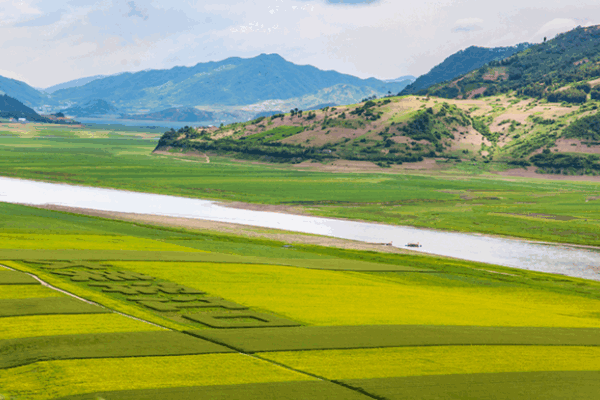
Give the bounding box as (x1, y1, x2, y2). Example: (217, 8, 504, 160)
(344, 371, 600, 400)
(0, 285, 63, 299)
(55, 381, 368, 400)
(0, 354, 315, 400)
(0, 331, 232, 369)
(1, 129, 600, 246)
(188, 325, 600, 352)
(0, 314, 163, 341)
(0, 269, 39, 284)
(0, 234, 201, 252)
(261, 346, 600, 380)
(115, 261, 600, 327)
(0, 297, 110, 317)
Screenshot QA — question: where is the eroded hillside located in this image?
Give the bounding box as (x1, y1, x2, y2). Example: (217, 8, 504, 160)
(156, 93, 600, 176)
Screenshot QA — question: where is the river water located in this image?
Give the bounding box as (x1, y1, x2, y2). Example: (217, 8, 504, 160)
(1, 176, 599, 281)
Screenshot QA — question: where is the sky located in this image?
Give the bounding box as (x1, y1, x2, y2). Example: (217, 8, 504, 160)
(0, 0, 598, 88)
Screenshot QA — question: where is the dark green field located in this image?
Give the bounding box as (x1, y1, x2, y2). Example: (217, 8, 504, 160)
(56, 381, 368, 400)
(0, 297, 110, 317)
(343, 371, 600, 400)
(0, 270, 39, 285)
(188, 325, 600, 353)
(0, 331, 231, 369)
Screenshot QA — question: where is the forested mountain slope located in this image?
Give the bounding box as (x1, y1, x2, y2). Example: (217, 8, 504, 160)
(401, 44, 530, 95)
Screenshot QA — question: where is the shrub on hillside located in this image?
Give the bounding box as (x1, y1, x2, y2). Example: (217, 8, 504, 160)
(547, 88, 587, 104)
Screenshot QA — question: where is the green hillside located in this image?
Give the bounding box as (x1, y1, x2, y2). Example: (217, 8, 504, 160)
(156, 92, 600, 175)
(424, 25, 600, 100)
(401, 43, 530, 95)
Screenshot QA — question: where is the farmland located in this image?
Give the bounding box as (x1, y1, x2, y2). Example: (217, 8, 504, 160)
(1, 123, 600, 247)
(1, 198, 600, 399)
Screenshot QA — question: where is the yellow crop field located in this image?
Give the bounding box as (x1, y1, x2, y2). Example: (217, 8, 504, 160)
(0, 285, 63, 299)
(0, 354, 314, 400)
(117, 261, 600, 328)
(0, 314, 163, 341)
(0, 234, 203, 252)
(262, 346, 600, 380)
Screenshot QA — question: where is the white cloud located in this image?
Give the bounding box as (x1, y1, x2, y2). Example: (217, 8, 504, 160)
(532, 18, 589, 41)
(0, 0, 600, 87)
(0, 68, 32, 84)
(452, 17, 484, 32)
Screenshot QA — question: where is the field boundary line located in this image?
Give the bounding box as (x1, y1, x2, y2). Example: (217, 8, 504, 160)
(182, 331, 381, 399)
(2, 263, 381, 399)
(0, 263, 167, 330)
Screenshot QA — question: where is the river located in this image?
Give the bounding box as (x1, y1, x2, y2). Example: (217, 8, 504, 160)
(1, 176, 599, 281)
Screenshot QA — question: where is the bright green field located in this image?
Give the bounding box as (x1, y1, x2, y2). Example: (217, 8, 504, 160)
(0, 314, 163, 341)
(261, 346, 600, 380)
(0, 284, 62, 299)
(116, 261, 600, 327)
(0, 354, 313, 400)
(1, 126, 599, 246)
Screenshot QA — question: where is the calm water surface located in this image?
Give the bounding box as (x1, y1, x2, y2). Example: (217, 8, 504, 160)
(1, 176, 599, 281)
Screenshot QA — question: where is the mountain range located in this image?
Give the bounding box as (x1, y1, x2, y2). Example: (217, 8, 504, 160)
(0, 54, 413, 122)
(43, 75, 109, 94)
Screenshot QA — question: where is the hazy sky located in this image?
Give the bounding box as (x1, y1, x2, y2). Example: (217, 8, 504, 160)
(0, 0, 597, 87)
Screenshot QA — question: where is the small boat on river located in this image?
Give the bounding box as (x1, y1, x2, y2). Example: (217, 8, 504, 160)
(406, 242, 422, 248)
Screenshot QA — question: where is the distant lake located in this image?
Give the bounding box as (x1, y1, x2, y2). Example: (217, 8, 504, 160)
(1, 176, 599, 281)
(77, 118, 218, 130)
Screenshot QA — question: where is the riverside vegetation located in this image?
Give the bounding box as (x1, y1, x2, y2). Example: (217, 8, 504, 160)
(1, 122, 599, 247)
(1, 201, 600, 399)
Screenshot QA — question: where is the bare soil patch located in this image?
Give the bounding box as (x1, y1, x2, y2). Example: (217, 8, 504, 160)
(553, 138, 600, 155)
